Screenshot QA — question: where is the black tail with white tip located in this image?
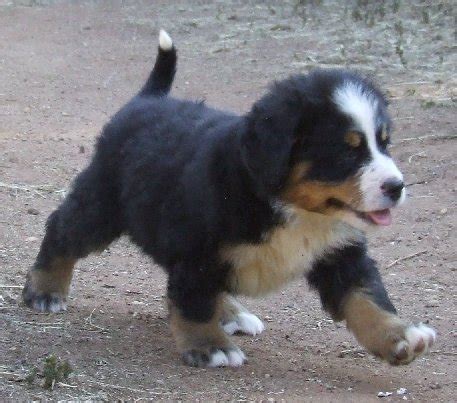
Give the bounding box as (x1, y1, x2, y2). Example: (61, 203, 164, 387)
(140, 29, 177, 97)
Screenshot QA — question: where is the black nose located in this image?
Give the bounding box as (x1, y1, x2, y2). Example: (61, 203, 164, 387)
(381, 179, 404, 202)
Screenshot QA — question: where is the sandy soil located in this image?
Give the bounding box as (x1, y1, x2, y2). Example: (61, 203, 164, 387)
(0, 0, 455, 401)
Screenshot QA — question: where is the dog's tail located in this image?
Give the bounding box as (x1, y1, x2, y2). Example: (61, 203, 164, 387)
(140, 29, 176, 97)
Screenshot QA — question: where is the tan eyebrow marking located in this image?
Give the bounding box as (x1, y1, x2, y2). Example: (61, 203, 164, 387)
(344, 131, 362, 148)
(381, 124, 389, 142)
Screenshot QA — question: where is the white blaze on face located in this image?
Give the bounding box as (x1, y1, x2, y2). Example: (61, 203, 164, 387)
(334, 81, 405, 212)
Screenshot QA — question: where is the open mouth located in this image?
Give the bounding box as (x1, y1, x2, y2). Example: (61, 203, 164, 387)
(359, 209, 392, 226)
(327, 199, 392, 226)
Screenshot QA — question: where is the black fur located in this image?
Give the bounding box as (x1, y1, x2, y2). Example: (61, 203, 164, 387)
(307, 242, 396, 321)
(32, 157, 123, 265)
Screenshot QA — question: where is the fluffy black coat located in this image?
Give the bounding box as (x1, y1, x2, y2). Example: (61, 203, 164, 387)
(29, 43, 389, 321)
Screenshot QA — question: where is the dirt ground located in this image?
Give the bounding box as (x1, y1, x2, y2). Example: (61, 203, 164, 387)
(1, 0, 456, 401)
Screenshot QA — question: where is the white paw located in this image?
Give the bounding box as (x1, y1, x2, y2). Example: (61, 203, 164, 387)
(208, 348, 246, 368)
(29, 294, 67, 313)
(222, 312, 265, 336)
(392, 323, 436, 365)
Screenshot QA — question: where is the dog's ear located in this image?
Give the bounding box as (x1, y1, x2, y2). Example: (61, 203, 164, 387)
(241, 82, 304, 197)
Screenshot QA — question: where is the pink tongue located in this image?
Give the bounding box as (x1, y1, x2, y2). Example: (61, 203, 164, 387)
(367, 209, 392, 226)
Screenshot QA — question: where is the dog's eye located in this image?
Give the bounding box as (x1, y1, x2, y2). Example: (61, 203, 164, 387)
(344, 131, 362, 148)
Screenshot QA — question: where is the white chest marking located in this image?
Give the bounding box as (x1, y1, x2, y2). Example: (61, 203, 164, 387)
(221, 211, 360, 297)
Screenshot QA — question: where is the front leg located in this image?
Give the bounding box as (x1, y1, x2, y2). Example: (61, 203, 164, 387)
(308, 243, 436, 365)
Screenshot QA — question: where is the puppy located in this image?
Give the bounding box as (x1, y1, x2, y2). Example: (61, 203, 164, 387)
(23, 30, 435, 368)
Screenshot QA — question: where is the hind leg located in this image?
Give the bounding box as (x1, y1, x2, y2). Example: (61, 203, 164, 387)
(221, 295, 265, 336)
(23, 167, 122, 312)
(168, 264, 247, 367)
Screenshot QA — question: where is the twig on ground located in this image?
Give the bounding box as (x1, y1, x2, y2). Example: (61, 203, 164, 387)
(82, 378, 169, 395)
(338, 348, 366, 358)
(431, 350, 457, 356)
(0, 285, 22, 288)
(57, 381, 78, 388)
(0, 181, 67, 198)
(385, 250, 427, 269)
(21, 321, 65, 326)
(0, 182, 46, 198)
(0, 371, 24, 380)
(406, 180, 428, 187)
(85, 308, 108, 332)
(390, 81, 432, 86)
(0, 220, 22, 227)
(396, 134, 457, 144)
(408, 151, 426, 163)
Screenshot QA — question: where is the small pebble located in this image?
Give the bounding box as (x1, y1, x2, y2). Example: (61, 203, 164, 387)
(397, 387, 408, 395)
(27, 208, 40, 215)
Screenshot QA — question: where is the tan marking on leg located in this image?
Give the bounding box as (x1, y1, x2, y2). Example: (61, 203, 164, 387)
(23, 257, 76, 312)
(221, 294, 248, 322)
(343, 291, 436, 365)
(344, 291, 403, 356)
(169, 296, 246, 367)
(27, 257, 76, 296)
(169, 296, 229, 353)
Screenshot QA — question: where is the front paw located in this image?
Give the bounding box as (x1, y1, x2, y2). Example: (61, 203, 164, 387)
(182, 346, 246, 368)
(344, 292, 436, 366)
(383, 323, 436, 365)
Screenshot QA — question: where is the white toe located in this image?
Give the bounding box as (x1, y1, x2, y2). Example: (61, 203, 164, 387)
(208, 350, 229, 367)
(223, 312, 265, 336)
(237, 312, 265, 335)
(227, 348, 246, 367)
(49, 300, 67, 313)
(31, 294, 67, 313)
(405, 323, 436, 356)
(223, 321, 241, 335)
(208, 349, 246, 368)
(394, 340, 410, 357)
(418, 323, 436, 345)
(32, 300, 45, 312)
